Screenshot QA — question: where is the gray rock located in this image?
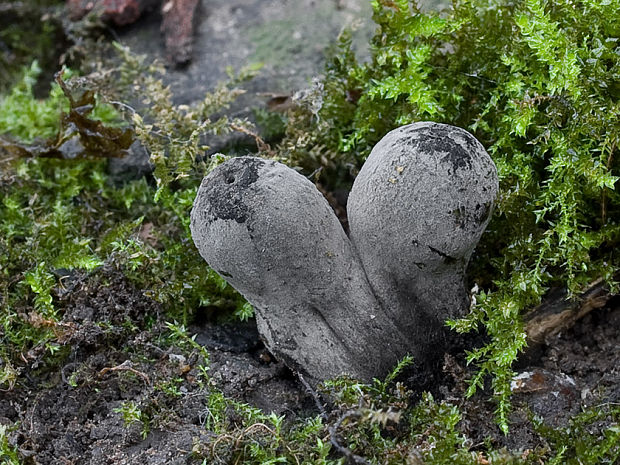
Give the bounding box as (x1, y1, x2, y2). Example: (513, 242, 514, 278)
(118, 0, 374, 105)
(107, 140, 154, 183)
(190, 157, 411, 382)
(190, 123, 498, 383)
(348, 122, 498, 362)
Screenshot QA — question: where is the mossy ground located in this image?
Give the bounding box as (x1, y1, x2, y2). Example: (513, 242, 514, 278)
(0, 269, 618, 463)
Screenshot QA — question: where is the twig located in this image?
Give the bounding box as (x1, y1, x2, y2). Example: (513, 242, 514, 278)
(328, 411, 372, 465)
(211, 422, 300, 465)
(108, 100, 137, 114)
(525, 276, 615, 346)
(298, 373, 328, 419)
(210, 432, 236, 463)
(98, 360, 150, 385)
(299, 373, 372, 464)
(229, 123, 271, 153)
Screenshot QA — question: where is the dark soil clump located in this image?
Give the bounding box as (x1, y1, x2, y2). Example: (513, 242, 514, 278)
(455, 302, 620, 453)
(0, 269, 311, 464)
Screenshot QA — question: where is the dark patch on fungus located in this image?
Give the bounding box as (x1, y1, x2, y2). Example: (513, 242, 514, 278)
(475, 201, 493, 224)
(403, 124, 478, 172)
(428, 245, 457, 264)
(200, 157, 265, 224)
(451, 206, 468, 229)
(439, 146, 472, 172)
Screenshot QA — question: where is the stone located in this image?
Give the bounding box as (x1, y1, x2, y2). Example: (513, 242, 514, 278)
(190, 123, 498, 383)
(107, 140, 154, 184)
(67, 0, 198, 66)
(116, 0, 374, 104)
(511, 368, 579, 427)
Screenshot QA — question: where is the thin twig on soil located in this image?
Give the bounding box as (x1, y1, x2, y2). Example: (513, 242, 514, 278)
(98, 360, 151, 385)
(525, 277, 614, 346)
(328, 410, 372, 465)
(229, 123, 272, 153)
(298, 372, 328, 419)
(211, 422, 300, 465)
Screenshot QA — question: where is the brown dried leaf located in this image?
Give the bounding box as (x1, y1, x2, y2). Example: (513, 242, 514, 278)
(0, 71, 134, 163)
(266, 94, 294, 112)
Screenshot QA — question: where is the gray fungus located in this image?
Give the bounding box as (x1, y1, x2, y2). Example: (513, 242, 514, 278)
(190, 122, 499, 383)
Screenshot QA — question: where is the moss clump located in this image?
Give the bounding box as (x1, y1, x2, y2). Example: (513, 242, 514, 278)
(0, 423, 21, 465)
(0, 61, 69, 142)
(0, 57, 253, 386)
(191, 356, 620, 465)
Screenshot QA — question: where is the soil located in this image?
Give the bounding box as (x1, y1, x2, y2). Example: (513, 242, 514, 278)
(1, 268, 618, 464)
(0, 269, 310, 464)
(461, 301, 620, 452)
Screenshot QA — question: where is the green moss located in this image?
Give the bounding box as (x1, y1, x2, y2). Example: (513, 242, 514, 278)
(186, 353, 619, 465)
(0, 57, 254, 388)
(0, 423, 21, 465)
(0, 61, 67, 142)
(252, 107, 288, 142)
(533, 405, 620, 464)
